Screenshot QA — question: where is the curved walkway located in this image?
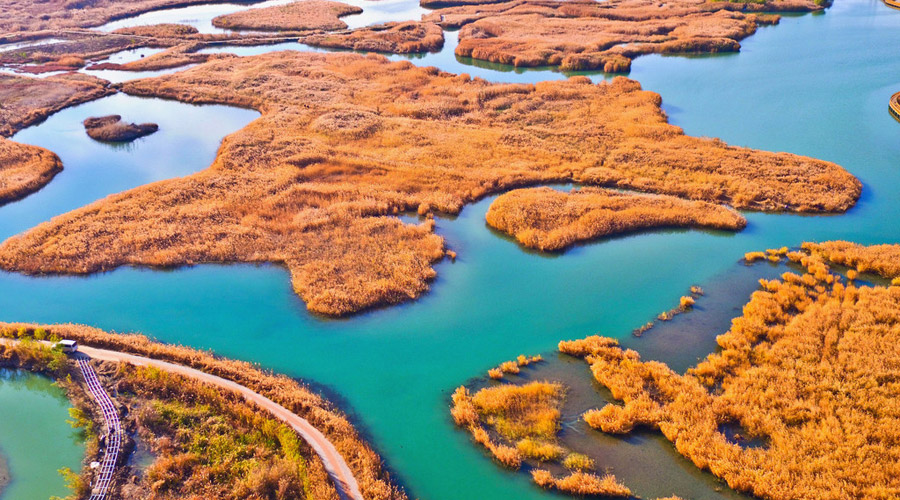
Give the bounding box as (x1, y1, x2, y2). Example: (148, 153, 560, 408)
(79, 345, 365, 500)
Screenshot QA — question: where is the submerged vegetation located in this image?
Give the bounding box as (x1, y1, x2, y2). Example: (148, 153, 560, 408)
(555, 242, 900, 500)
(0, 137, 62, 205)
(0, 52, 859, 315)
(83, 115, 158, 142)
(486, 186, 746, 252)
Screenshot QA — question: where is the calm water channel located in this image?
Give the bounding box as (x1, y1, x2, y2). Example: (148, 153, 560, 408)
(0, 370, 83, 500)
(2, 0, 899, 498)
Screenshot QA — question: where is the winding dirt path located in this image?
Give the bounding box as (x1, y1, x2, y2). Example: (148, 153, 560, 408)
(79, 345, 364, 500)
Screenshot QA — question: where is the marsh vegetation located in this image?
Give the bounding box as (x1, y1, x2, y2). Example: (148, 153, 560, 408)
(211, 1, 363, 32)
(83, 115, 159, 142)
(0, 0, 258, 33)
(486, 186, 746, 252)
(0, 73, 113, 137)
(0, 52, 859, 316)
(554, 242, 900, 500)
(422, 0, 823, 72)
(302, 21, 444, 53)
(0, 138, 62, 205)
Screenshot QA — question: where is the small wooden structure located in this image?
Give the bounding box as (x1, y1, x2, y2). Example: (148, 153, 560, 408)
(890, 92, 900, 122)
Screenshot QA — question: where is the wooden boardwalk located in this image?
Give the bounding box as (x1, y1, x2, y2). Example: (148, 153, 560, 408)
(76, 357, 121, 500)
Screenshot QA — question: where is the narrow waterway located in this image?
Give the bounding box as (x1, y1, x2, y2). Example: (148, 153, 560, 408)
(97, 0, 428, 33)
(0, 370, 83, 500)
(1, 0, 899, 499)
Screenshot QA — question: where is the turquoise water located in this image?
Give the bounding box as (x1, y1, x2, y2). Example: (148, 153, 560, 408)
(2, 93, 258, 239)
(2, 0, 900, 498)
(0, 370, 83, 500)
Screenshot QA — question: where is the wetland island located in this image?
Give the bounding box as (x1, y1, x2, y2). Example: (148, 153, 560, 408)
(0, 0, 897, 498)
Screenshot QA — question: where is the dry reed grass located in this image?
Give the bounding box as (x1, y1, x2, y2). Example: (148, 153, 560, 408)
(0, 137, 61, 205)
(470, 381, 563, 440)
(802, 241, 900, 278)
(0, 53, 859, 315)
(101, 42, 227, 71)
(111, 362, 338, 499)
(113, 23, 200, 37)
(0, 322, 409, 500)
(0, 73, 113, 137)
(559, 243, 900, 500)
(531, 469, 632, 497)
(744, 251, 766, 262)
(454, 345, 679, 497)
(486, 186, 746, 251)
(487, 353, 542, 379)
(302, 22, 444, 53)
(83, 114, 159, 142)
(561, 452, 593, 471)
(423, 0, 824, 72)
(0, 0, 253, 33)
(212, 0, 362, 32)
(451, 381, 564, 470)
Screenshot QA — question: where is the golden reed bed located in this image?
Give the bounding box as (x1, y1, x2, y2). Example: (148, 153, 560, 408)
(0, 138, 61, 205)
(485, 186, 746, 251)
(453, 241, 900, 500)
(211, 0, 363, 32)
(302, 21, 445, 54)
(0, 52, 860, 315)
(557, 242, 900, 500)
(422, 0, 824, 72)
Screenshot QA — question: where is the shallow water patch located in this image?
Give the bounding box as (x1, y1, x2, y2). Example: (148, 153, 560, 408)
(0, 369, 83, 500)
(1, 92, 258, 240)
